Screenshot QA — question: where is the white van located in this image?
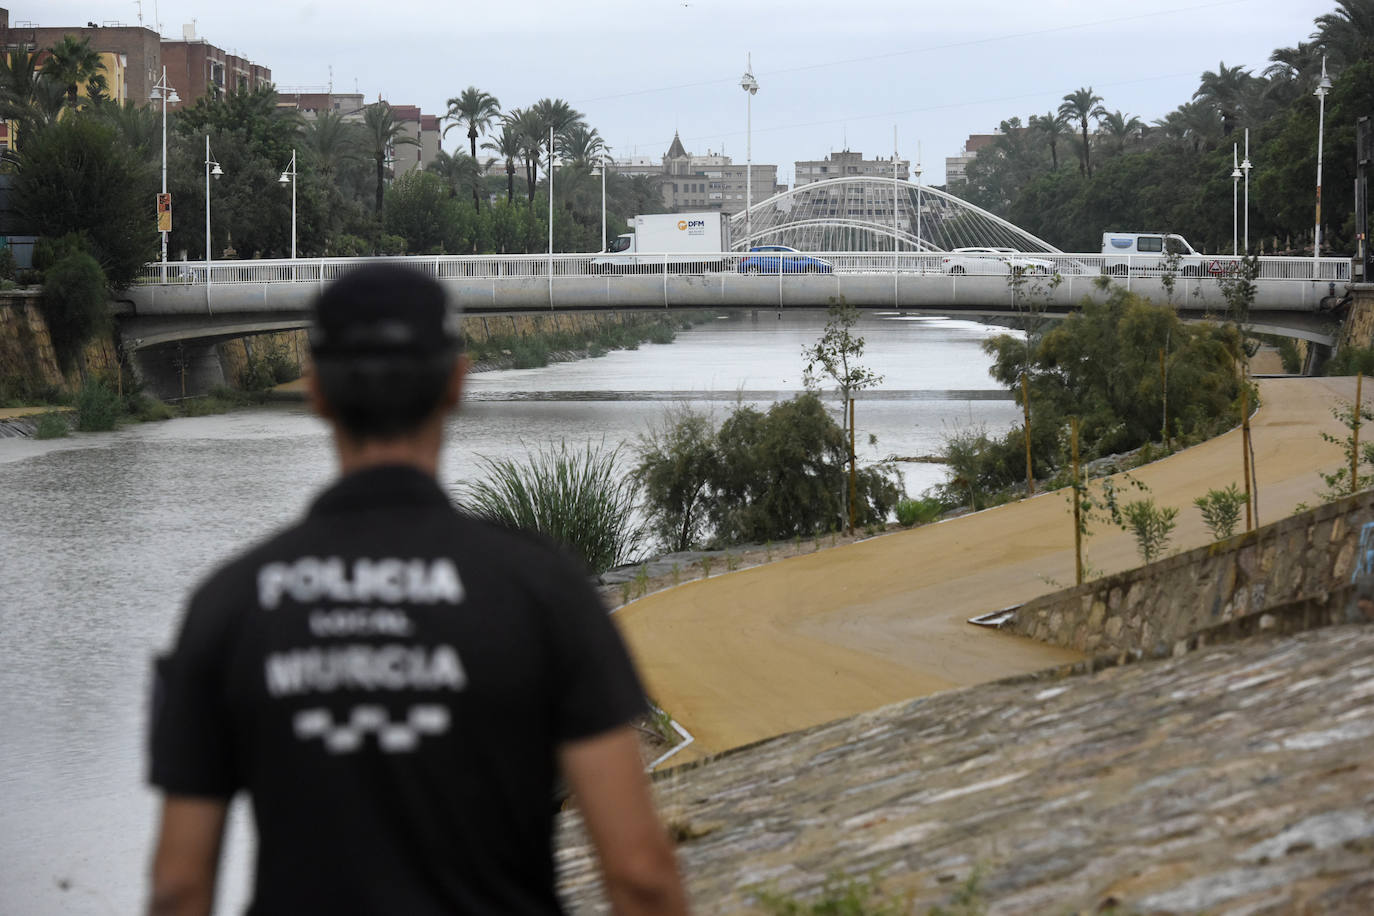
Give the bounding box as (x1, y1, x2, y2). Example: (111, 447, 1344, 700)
(1101, 231, 1204, 276)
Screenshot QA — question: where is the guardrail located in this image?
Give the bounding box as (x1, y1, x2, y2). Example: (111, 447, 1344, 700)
(133, 251, 1353, 286)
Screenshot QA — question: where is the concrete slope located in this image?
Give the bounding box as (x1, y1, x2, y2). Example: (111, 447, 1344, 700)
(616, 377, 1357, 757)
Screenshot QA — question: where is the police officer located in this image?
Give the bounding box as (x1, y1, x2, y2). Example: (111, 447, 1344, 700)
(147, 263, 688, 915)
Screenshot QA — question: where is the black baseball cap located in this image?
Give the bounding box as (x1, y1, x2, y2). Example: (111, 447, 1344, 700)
(309, 263, 463, 358)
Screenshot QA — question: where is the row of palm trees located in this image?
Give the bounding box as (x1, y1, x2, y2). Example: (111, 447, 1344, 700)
(1015, 0, 1372, 180)
(434, 88, 608, 210)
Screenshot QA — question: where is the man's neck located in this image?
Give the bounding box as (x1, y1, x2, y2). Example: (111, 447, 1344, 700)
(334, 426, 442, 478)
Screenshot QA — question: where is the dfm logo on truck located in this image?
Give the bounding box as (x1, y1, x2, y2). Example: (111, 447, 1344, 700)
(678, 218, 706, 234)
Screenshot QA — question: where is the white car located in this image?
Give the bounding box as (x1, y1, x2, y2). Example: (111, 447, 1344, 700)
(941, 247, 1056, 277)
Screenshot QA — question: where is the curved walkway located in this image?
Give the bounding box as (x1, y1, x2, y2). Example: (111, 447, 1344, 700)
(616, 377, 1356, 759)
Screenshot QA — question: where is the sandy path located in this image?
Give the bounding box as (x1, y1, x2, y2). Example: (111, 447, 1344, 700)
(616, 376, 1355, 759)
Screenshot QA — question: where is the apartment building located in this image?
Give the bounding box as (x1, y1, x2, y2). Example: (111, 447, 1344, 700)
(794, 149, 908, 186)
(6, 13, 163, 105)
(613, 131, 778, 215)
(159, 24, 271, 109)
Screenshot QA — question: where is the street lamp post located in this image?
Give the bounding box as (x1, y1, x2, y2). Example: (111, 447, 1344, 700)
(599, 153, 607, 252)
(740, 54, 758, 248)
(149, 67, 179, 280)
(1241, 128, 1252, 253)
(548, 127, 555, 302)
(1314, 55, 1333, 271)
(1231, 144, 1241, 256)
(914, 143, 924, 258)
(278, 149, 297, 260)
(204, 135, 222, 284)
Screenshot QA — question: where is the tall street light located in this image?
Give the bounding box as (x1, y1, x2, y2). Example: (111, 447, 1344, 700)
(598, 152, 608, 252)
(1241, 128, 1252, 253)
(278, 149, 297, 260)
(1314, 55, 1333, 270)
(1232, 144, 1241, 256)
(204, 135, 222, 284)
(914, 142, 924, 258)
(149, 67, 179, 280)
(740, 54, 758, 248)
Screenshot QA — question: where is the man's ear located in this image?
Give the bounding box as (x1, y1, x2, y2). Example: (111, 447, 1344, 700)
(306, 369, 333, 420)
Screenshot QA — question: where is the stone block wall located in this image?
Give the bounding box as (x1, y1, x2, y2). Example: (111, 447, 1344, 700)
(1338, 283, 1374, 351)
(1007, 489, 1374, 656)
(0, 292, 118, 396)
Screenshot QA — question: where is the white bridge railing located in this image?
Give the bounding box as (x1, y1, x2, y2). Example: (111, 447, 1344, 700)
(134, 252, 1353, 287)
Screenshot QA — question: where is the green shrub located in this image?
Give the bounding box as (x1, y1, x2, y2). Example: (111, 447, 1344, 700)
(40, 249, 109, 372)
(1325, 345, 1374, 377)
(460, 441, 644, 575)
(1119, 498, 1179, 564)
(33, 411, 70, 439)
(645, 321, 676, 345)
(74, 379, 120, 431)
(1194, 484, 1245, 540)
(895, 497, 942, 527)
(127, 394, 174, 422)
(510, 338, 549, 369)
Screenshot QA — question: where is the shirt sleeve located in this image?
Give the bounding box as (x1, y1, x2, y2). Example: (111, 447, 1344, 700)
(148, 583, 242, 798)
(541, 560, 648, 743)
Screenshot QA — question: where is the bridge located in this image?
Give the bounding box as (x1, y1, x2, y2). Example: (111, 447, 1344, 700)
(116, 178, 1351, 394)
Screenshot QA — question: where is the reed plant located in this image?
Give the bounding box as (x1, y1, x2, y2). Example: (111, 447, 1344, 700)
(461, 441, 644, 575)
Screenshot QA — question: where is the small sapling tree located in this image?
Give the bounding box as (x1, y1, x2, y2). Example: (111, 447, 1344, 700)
(1194, 484, 1246, 540)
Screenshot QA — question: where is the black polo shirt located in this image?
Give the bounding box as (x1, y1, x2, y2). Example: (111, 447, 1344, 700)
(150, 465, 646, 914)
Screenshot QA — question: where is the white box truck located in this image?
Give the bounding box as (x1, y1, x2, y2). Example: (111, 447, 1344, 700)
(592, 212, 730, 273)
(1101, 231, 1226, 277)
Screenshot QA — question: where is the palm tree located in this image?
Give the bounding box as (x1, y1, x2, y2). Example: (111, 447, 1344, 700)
(362, 102, 420, 215)
(442, 86, 501, 209)
(41, 35, 104, 108)
(560, 123, 607, 170)
(1029, 112, 1069, 170)
(427, 149, 492, 201)
(94, 98, 162, 159)
(1098, 110, 1144, 153)
(303, 109, 362, 181)
(531, 97, 585, 189)
(1058, 87, 1103, 178)
(1312, 0, 1374, 67)
(0, 45, 55, 147)
(504, 107, 545, 202)
(482, 123, 522, 203)
(1193, 62, 1251, 136)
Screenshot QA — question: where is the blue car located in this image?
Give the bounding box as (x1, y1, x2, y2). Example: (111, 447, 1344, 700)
(738, 246, 833, 274)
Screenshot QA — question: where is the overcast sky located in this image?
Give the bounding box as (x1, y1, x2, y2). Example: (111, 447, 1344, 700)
(33, 0, 1334, 184)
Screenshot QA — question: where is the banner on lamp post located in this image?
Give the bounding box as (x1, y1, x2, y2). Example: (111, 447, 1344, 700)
(156, 193, 172, 232)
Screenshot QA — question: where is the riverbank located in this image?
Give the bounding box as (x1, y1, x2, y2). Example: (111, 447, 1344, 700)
(614, 376, 1357, 761)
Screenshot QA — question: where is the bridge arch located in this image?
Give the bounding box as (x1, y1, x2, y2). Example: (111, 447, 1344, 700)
(728, 177, 1060, 254)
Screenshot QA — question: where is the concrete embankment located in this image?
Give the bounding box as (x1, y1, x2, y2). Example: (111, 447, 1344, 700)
(557, 620, 1374, 913)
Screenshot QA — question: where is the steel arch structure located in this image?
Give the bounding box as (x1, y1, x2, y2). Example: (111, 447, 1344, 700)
(728, 177, 1060, 254)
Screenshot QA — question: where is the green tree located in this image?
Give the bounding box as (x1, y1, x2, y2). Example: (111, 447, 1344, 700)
(385, 170, 465, 254)
(442, 86, 501, 209)
(362, 102, 420, 216)
(482, 123, 524, 204)
(38, 247, 107, 372)
(15, 114, 157, 287)
(41, 35, 105, 108)
(634, 405, 720, 551)
(1193, 61, 1253, 136)
(802, 299, 884, 530)
(1030, 111, 1070, 170)
(1059, 86, 1104, 178)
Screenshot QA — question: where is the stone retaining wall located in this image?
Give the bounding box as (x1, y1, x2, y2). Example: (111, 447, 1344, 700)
(1006, 489, 1374, 655)
(0, 291, 117, 396)
(1338, 282, 1374, 351)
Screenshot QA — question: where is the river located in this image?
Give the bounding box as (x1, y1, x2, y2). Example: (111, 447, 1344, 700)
(0, 310, 1018, 914)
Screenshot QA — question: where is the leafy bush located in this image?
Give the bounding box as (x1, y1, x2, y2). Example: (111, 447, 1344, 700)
(40, 249, 109, 371)
(461, 441, 644, 575)
(635, 394, 902, 550)
(1324, 345, 1374, 377)
(1194, 484, 1246, 540)
(33, 411, 70, 439)
(74, 379, 121, 431)
(1119, 498, 1178, 564)
(645, 321, 676, 345)
(127, 394, 174, 422)
(509, 338, 549, 369)
(896, 497, 942, 527)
